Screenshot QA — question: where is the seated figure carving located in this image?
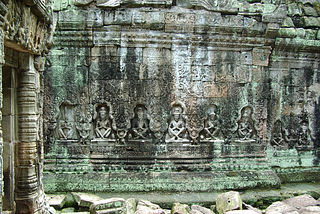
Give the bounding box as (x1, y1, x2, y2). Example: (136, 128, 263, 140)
(296, 120, 314, 149)
(58, 120, 72, 140)
(203, 106, 221, 140)
(166, 106, 188, 142)
(271, 120, 288, 149)
(131, 106, 150, 140)
(55, 104, 76, 140)
(237, 106, 255, 140)
(76, 106, 92, 141)
(94, 106, 113, 139)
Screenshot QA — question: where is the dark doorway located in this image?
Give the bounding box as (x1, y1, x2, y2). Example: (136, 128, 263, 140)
(2, 65, 18, 211)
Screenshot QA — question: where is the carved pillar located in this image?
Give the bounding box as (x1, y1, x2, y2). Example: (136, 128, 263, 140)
(0, 0, 7, 209)
(15, 53, 42, 214)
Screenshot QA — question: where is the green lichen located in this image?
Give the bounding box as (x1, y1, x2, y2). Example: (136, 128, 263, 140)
(278, 28, 297, 38)
(305, 29, 317, 39)
(316, 30, 320, 39)
(312, 2, 320, 15)
(287, 3, 303, 17)
(281, 17, 295, 28)
(263, 4, 277, 14)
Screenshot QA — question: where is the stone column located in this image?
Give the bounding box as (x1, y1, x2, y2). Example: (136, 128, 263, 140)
(0, 29, 4, 213)
(15, 53, 42, 214)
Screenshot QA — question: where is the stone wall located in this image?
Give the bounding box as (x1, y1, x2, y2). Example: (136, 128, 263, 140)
(43, 0, 320, 193)
(0, 0, 53, 213)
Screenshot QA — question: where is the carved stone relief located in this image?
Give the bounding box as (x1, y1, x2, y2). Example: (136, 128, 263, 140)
(270, 120, 289, 154)
(165, 102, 189, 142)
(47, 93, 277, 158)
(129, 105, 151, 141)
(185, 115, 202, 144)
(235, 106, 257, 141)
(54, 103, 76, 140)
(201, 104, 222, 141)
(49, 101, 301, 147)
(149, 100, 167, 142)
(4, 0, 53, 54)
(76, 104, 93, 143)
(296, 120, 314, 150)
(114, 104, 131, 144)
(42, 0, 320, 195)
(93, 103, 115, 140)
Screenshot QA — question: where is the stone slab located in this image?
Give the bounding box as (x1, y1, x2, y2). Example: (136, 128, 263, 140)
(71, 193, 104, 208)
(191, 205, 215, 214)
(46, 194, 66, 209)
(89, 198, 126, 214)
(282, 194, 320, 208)
(216, 191, 242, 214)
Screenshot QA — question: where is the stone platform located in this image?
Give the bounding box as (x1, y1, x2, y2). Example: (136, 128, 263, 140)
(43, 169, 281, 194)
(46, 182, 320, 210)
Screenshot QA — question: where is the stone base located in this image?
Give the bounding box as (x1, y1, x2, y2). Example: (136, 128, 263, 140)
(274, 167, 320, 183)
(266, 147, 320, 183)
(43, 170, 280, 193)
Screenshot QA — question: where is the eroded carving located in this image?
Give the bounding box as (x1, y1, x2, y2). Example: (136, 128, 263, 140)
(55, 103, 76, 140)
(148, 101, 167, 142)
(93, 103, 115, 139)
(114, 104, 131, 143)
(4, 0, 52, 55)
(271, 120, 289, 150)
(75, 105, 93, 143)
(130, 105, 151, 140)
(296, 120, 314, 150)
(165, 102, 189, 142)
(202, 105, 222, 140)
(187, 114, 204, 144)
(236, 106, 256, 141)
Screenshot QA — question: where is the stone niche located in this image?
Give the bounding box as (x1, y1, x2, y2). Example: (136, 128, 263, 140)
(43, 0, 320, 193)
